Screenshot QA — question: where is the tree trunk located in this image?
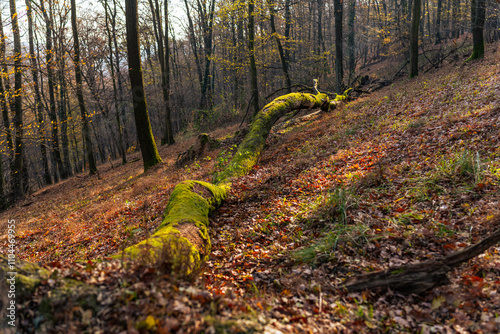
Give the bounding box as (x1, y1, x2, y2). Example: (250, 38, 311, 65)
(183, 0, 203, 95)
(198, 0, 216, 110)
(125, 90, 330, 266)
(162, 0, 175, 145)
(334, 0, 343, 93)
(248, 0, 260, 117)
(9, 0, 24, 199)
(112, 0, 129, 160)
(104, 0, 127, 165)
(345, 217, 500, 294)
(40, 0, 64, 183)
(125, 0, 162, 171)
(57, 36, 72, 179)
(467, 0, 486, 61)
(347, 0, 356, 84)
(71, 0, 97, 175)
(26, 0, 51, 186)
(435, 0, 442, 44)
(451, 0, 460, 38)
(409, 0, 421, 78)
(0, 11, 14, 192)
(268, 0, 291, 92)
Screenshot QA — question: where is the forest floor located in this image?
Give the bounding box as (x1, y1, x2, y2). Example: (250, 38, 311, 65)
(2, 45, 500, 333)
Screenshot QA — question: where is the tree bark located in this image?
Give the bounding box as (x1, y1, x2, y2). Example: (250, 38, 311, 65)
(334, 0, 343, 93)
(197, 0, 216, 110)
(347, 0, 356, 84)
(467, 0, 486, 61)
(0, 10, 14, 194)
(103, 0, 127, 165)
(162, 0, 175, 145)
(183, 0, 203, 93)
(40, 0, 64, 183)
(248, 0, 260, 117)
(409, 0, 421, 78)
(435, 0, 442, 44)
(9, 0, 24, 199)
(71, 0, 97, 175)
(26, 0, 52, 186)
(345, 218, 500, 294)
(125, 0, 163, 171)
(268, 0, 291, 93)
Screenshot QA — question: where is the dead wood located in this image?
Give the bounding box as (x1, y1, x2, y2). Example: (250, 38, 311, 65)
(344, 217, 500, 294)
(176, 133, 220, 166)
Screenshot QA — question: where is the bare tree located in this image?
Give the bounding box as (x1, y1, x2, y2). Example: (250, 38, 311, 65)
(125, 0, 163, 171)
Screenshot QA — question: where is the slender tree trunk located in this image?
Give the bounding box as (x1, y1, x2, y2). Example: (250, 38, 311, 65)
(334, 0, 343, 93)
(468, 0, 486, 61)
(237, 0, 245, 109)
(71, 0, 97, 175)
(248, 0, 259, 117)
(409, 0, 421, 77)
(26, 0, 51, 186)
(9, 0, 24, 198)
(111, 0, 130, 155)
(452, 0, 460, 38)
(317, 0, 325, 54)
(230, 2, 239, 109)
(284, 0, 291, 66)
(162, 0, 175, 145)
(41, 0, 64, 183)
(0, 11, 14, 191)
(347, 0, 356, 84)
(57, 36, 71, 178)
(435, 0, 442, 44)
(198, 0, 216, 110)
(268, 0, 291, 92)
(183, 0, 203, 91)
(104, 0, 126, 164)
(125, 0, 162, 171)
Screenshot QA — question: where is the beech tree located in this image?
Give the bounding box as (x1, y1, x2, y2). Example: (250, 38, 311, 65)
(468, 0, 486, 61)
(125, 0, 163, 171)
(410, 0, 421, 78)
(71, 0, 97, 175)
(334, 0, 343, 93)
(248, 0, 259, 116)
(26, 0, 51, 186)
(0, 10, 14, 197)
(9, 0, 23, 198)
(40, 0, 66, 182)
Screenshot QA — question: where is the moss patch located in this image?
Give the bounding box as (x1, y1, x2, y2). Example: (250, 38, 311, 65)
(120, 180, 228, 271)
(214, 92, 329, 184)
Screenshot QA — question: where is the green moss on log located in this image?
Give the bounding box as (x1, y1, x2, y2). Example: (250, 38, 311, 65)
(119, 92, 329, 273)
(120, 180, 228, 269)
(214, 92, 329, 184)
(0, 91, 332, 297)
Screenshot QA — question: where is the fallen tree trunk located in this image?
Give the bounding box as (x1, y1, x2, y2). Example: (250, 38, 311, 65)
(344, 217, 500, 294)
(122, 92, 330, 269)
(0, 91, 331, 312)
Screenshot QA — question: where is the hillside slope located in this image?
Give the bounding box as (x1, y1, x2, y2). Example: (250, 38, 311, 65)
(2, 46, 500, 332)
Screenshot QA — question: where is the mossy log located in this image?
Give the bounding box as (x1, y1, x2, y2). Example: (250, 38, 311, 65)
(214, 92, 329, 184)
(0, 91, 332, 311)
(123, 92, 330, 270)
(344, 217, 500, 294)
